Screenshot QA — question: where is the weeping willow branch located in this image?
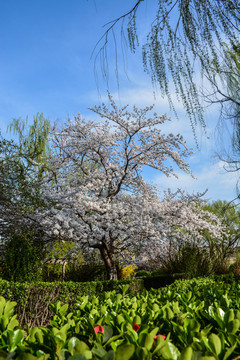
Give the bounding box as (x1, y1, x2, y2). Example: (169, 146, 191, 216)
(93, 0, 240, 140)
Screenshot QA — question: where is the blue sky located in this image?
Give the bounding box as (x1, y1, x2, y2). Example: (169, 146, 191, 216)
(0, 0, 238, 202)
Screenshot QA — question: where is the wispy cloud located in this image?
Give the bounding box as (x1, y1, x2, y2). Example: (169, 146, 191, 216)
(152, 160, 239, 202)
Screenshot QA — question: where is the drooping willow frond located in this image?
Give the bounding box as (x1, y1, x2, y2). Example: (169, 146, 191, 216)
(93, 0, 240, 138)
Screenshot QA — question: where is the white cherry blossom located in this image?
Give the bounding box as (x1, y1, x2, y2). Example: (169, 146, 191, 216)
(34, 97, 225, 280)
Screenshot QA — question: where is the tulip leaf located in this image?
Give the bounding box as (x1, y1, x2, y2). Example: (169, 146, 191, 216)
(138, 333, 154, 351)
(224, 309, 234, 324)
(68, 355, 90, 360)
(92, 343, 107, 358)
(103, 326, 113, 344)
(223, 343, 237, 360)
(68, 337, 89, 354)
(227, 319, 240, 334)
(116, 315, 125, 326)
(102, 350, 115, 360)
(208, 333, 222, 356)
(179, 346, 193, 360)
(115, 343, 135, 360)
(133, 315, 141, 325)
(15, 354, 40, 360)
(156, 341, 180, 359)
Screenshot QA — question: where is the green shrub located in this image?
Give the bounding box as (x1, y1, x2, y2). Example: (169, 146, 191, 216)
(135, 270, 151, 278)
(42, 262, 108, 282)
(143, 274, 175, 290)
(172, 272, 191, 280)
(161, 243, 212, 277)
(0, 278, 144, 327)
(2, 231, 44, 282)
(151, 269, 164, 277)
(41, 263, 63, 282)
(66, 263, 108, 282)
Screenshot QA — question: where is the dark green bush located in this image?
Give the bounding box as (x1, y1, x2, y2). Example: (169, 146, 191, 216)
(143, 274, 175, 290)
(160, 243, 212, 277)
(2, 230, 45, 282)
(41, 262, 108, 282)
(66, 263, 108, 282)
(151, 269, 164, 277)
(172, 272, 191, 280)
(135, 270, 151, 278)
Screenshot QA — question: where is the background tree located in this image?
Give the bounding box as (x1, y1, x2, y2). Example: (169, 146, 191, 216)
(204, 200, 240, 266)
(141, 199, 240, 276)
(7, 113, 51, 180)
(0, 114, 53, 280)
(0, 136, 37, 237)
(204, 43, 240, 195)
(94, 0, 239, 136)
(1, 228, 46, 282)
(206, 43, 240, 124)
(0, 113, 51, 232)
(33, 98, 225, 280)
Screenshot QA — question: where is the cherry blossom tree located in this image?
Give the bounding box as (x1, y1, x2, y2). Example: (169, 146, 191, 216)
(35, 97, 225, 280)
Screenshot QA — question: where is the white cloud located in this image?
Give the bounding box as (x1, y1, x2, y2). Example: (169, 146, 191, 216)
(152, 160, 239, 202)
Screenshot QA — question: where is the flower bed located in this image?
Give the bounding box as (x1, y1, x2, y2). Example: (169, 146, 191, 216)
(0, 277, 240, 358)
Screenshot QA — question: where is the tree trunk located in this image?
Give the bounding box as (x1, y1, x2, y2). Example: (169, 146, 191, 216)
(99, 244, 118, 280)
(62, 261, 66, 282)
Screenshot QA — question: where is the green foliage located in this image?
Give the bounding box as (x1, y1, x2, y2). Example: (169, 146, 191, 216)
(7, 113, 51, 167)
(0, 136, 44, 216)
(205, 200, 240, 235)
(135, 270, 151, 278)
(228, 251, 240, 274)
(0, 278, 144, 328)
(209, 42, 240, 126)
(46, 241, 80, 261)
(151, 269, 164, 277)
(42, 263, 108, 283)
(43, 244, 108, 282)
(203, 200, 240, 272)
(2, 277, 240, 358)
(4, 113, 52, 202)
(0, 115, 53, 243)
(2, 230, 45, 282)
(96, 0, 239, 136)
(161, 242, 211, 278)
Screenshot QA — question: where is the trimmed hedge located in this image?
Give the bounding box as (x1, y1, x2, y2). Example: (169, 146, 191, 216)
(0, 278, 144, 327)
(0, 273, 190, 328)
(135, 270, 151, 278)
